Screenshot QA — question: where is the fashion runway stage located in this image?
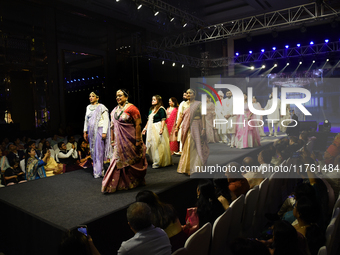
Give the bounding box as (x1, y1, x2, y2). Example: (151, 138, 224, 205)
(0, 135, 282, 255)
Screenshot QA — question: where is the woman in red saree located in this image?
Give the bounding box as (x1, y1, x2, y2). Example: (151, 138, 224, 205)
(166, 97, 179, 155)
(102, 89, 147, 193)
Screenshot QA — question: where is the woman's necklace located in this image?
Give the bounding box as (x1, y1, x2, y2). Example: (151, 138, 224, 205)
(89, 103, 99, 111)
(115, 101, 129, 120)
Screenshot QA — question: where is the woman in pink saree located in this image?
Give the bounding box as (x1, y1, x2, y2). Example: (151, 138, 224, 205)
(175, 89, 209, 175)
(102, 89, 147, 193)
(166, 97, 179, 154)
(235, 93, 261, 149)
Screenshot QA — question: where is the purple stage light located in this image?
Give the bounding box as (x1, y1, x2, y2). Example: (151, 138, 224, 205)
(310, 41, 314, 45)
(272, 47, 276, 50)
(285, 45, 289, 49)
(249, 50, 252, 54)
(325, 39, 329, 43)
(261, 49, 265, 53)
(297, 43, 301, 47)
(236, 52, 239, 56)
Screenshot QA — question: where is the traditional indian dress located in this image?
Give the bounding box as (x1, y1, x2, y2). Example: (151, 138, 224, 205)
(25, 157, 47, 180)
(280, 104, 291, 133)
(235, 103, 261, 149)
(146, 106, 172, 168)
(84, 104, 111, 178)
(205, 101, 217, 143)
(252, 102, 266, 137)
(166, 107, 179, 154)
(102, 104, 147, 193)
(177, 101, 209, 175)
(44, 157, 63, 177)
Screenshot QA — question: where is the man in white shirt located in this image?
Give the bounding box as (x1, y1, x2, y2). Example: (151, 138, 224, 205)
(174, 91, 188, 155)
(223, 90, 237, 147)
(57, 142, 80, 172)
(264, 92, 281, 137)
(215, 90, 227, 143)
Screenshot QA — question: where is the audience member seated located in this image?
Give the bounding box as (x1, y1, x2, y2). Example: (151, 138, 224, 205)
(213, 178, 232, 210)
(136, 190, 187, 252)
(27, 141, 41, 159)
(57, 142, 81, 172)
(321, 154, 340, 199)
(66, 135, 77, 151)
(257, 150, 273, 178)
(7, 144, 25, 164)
(42, 140, 55, 159)
(324, 133, 340, 165)
(14, 137, 25, 150)
(230, 237, 270, 255)
(293, 196, 325, 255)
(4, 158, 26, 185)
(50, 134, 61, 148)
(77, 138, 92, 169)
(258, 220, 308, 255)
(42, 148, 64, 176)
(117, 202, 171, 255)
(271, 144, 286, 166)
(38, 137, 46, 151)
(25, 147, 49, 180)
(242, 156, 264, 189)
(58, 229, 100, 255)
(225, 162, 250, 199)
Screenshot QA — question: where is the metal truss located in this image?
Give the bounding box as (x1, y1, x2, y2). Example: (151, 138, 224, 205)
(142, 41, 340, 69)
(137, 0, 207, 27)
(146, 2, 340, 49)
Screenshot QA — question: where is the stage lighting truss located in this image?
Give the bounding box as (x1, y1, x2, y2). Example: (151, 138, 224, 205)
(146, 2, 340, 49)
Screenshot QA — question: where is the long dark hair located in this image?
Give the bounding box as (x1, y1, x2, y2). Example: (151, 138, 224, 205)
(42, 140, 52, 151)
(77, 138, 90, 158)
(136, 190, 177, 230)
(197, 180, 225, 227)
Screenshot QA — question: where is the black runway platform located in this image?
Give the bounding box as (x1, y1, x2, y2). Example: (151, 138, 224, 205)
(0, 135, 281, 255)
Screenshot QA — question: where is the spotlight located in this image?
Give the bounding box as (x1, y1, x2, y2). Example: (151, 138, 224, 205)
(162, 61, 164, 65)
(116, 0, 120, 2)
(172, 62, 175, 66)
(310, 41, 314, 45)
(153, 8, 159, 16)
(299, 61, 302, 65)
(261, 49, 265, 53)
(325, 39, 329, 43)
(262, 65, 265, 69)
(250, 66, 254, 70)
(181, 19, 187, 27)
(320, 119, 331, 132)
(313, 60, 315, 63)
(274, 64, 277, 67)
(249, 50, 252, 54)
(136, 3, 142, 9)
(181, 64, 184, 68)
(286, 63, 290, 66)
(285, 45, 289, 49)
(297, 44, 301, 47)
(168, 14, 174, 22)
(272, 47, 276, 51)
(235, 52, 239, 56)
(327, 59, 329, 61)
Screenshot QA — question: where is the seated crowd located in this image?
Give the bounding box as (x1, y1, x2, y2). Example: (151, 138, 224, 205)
(58, 131, 340, 255)
(0, 134, 93, 187)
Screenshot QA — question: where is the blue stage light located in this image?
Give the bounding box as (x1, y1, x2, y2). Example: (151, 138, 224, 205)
(249, 50, 252, 54)
(310, 41, 314, 45)
(261, 49, 265, 53)
(325, 39, 329, 43)
(297, 44, 301, 47)
(235, 52, 239, 56)
(285, 45, 289, 49)
(272, 47, 276, 50)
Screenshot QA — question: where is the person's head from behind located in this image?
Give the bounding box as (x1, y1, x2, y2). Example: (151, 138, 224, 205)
(272, 220, 299, 254)
(58, 229, 91, 255)
(225, 162, 243, 179)
(289, 136, 298, 145)
(58, 142, 67, 151)
(299, 132, 309, 144)
(294, 183, 316, 202)
(197, 179, 215, 200)
(136, 190, 160, 208)
(230, 237, 270, 255)
(127, 202, 152, 233)
(9, 144, 17, 152)
(293, 196, 320, 225)
(258, 150, 271, 164)
(242, 157, 254, 168)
